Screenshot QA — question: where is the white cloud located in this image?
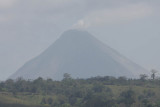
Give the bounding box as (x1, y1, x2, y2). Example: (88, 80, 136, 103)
(73, 3, 153, 28)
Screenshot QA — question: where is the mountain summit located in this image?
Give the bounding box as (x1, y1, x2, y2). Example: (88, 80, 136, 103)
(10, 30, 149, 80)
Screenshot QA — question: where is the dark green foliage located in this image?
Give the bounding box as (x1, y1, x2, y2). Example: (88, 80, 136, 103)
(119, 89, 135, 107)
(0, 75, 160, 107)
(82, 92, 115, 107)
(0, 101, 47, 107)
(47, 97, 53, 105)
(41, 98, 47, 104)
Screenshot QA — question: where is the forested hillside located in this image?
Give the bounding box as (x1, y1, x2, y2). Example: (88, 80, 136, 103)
(0, 74, 160, 107)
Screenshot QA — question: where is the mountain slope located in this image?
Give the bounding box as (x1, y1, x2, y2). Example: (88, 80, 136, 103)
(10, 30, 149, 80)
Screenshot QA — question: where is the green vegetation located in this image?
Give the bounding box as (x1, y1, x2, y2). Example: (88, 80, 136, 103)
(0, 75, 160, 107)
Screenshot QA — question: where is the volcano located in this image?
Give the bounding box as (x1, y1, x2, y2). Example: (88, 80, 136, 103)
(10, 30, 149, 80)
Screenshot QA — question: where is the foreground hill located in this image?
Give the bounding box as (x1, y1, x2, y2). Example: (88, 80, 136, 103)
(0, 76, 160, 107)
(10, 29, 149, 80)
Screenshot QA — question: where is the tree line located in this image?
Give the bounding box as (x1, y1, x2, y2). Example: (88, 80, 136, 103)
(0, 74, 160, 107)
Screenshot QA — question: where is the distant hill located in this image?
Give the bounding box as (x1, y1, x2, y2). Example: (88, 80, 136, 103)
(9, 29, 149, 80)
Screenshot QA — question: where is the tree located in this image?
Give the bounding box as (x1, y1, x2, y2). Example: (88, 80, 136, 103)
(92, 83, 105, 93)
(48, 97, 53, 105)
(61, 103, 72, 107)
(119, 89, 135, 107)
(118, 76, 127, 85)
(151, 69, 158, 80)
(63, 73, 72, 80)
(140, 74, 148, 81)
(41, 98, 47, 104)
(83, 92, 115, 107)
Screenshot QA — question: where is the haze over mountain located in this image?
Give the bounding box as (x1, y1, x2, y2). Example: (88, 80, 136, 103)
(10, 30, 149, 80)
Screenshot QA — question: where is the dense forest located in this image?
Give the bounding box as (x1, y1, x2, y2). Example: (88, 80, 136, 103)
(0, 74, 160, 107)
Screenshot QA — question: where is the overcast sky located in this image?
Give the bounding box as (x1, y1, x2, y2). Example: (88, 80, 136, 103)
(0, 0, 160, 80)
